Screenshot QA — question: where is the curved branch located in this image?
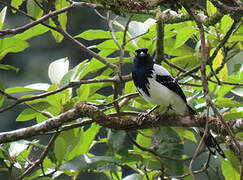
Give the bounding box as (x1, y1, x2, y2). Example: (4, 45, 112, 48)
(0, 103, 237, 144)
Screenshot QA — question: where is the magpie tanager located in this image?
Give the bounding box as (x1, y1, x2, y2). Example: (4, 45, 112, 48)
(132, 48, 226, 158)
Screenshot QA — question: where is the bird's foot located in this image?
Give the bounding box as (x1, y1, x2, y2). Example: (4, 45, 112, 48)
(156, 105, 172, 120)
(136, 112, 149, 125)
(136, 105, 159, 125)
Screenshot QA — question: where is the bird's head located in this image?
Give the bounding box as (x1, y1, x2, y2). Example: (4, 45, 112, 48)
(135, 48, 149, 60)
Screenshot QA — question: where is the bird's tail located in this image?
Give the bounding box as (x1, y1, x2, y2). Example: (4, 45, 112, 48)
(198, 130, 226, 158)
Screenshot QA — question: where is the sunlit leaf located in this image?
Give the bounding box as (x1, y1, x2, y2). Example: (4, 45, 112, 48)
(15, 24, 49, 41)
(11, 0, 25, 12)
(0, 37, 29, 60)
(0, 64, 19, 72)
(212, 49, 228, 81)
(222, 150, 240, 180)
(215, 97, 242, 107)
(174, 26, 196, 49)
(27, 0, 43, 20)
(207, 1, 217, 15)
(172, 127, 197, 143)
(16, 102, 51, 121)
(79, 123, 101, 154)
(0, 81, 4, 107)
(75, 30, 112, 40)
(223, 111, 243, 120)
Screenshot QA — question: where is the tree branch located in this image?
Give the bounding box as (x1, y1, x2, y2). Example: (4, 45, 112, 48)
(0, 103, 239, 144)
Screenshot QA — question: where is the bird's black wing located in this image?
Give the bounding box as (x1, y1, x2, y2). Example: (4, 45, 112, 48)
(155, 75, 187, 103)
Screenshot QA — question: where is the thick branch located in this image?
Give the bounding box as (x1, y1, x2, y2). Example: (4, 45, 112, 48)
(0, 103, 236, 144)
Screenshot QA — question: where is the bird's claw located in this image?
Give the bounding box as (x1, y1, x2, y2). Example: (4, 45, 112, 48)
(137, 112, 149, 125)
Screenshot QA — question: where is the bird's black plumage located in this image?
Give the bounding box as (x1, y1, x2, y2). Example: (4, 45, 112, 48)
(132, 48, 225, 158)
(132, 48, 196, 115)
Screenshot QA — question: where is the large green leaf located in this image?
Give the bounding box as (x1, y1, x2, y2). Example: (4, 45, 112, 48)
(107, 130, 127, 155)
(15, 24, 49, 41)
(153, 127, 184, 175)
(0, 37, 29, 60)
(215, 97, 243, 107)
(27, 0, 43, 20)
(49, 0, 69, 42)
(75, 30, 112, 40)
(164, 38, 194, 57)
(174, 26, 196, 49)
(16, 102, 51, 121)
(172, 127, 197, 143)
(55, 136, 66, 165)
(79, 123, 101, 154)
(78, 50, 113, 80)
(222, 150, 241, 180)
(60, 154, 120, 171)
(11, 0, 25, 12)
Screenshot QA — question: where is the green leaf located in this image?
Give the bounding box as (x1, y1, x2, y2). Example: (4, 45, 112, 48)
(49, 0, 69, 42)
(71, 59, 89, 81)
(59, 69, 75, 88)
(172, 127, 197, 143)
(60, 154, 120, 171)
(0, 64, 19, 72)
(107, 130, 127, 155)
(27, 0, 43, 20)
(164, 38, 194, 56)
(79, 123, 101, 154)
(221, 15, 233, 35)
(124, 80, 136, 95)
(215, 97, 243, 107)
(5, 85, 48, 93)
(0, 37, 29, 60)
(153, 127, 183, 175)
(78, 50, 113, 80)
(55, 136, 66, 164)
(75, 30, 112, 40)
(207, 1, 217, 16)
(15, 24, 49, 41)
(11, 0, 25, 12)
(16, 102, 51, 121)
(223, 111, 243, 120)
(0, 81, 5, 107)
(174, 26, 196, 49)
(134, 129, 153, 153)
(222, 150, 241, 180)
(227, 51, 243, 74)
(171, 55, 198, 68)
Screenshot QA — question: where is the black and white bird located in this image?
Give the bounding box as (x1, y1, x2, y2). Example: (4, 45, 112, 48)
(132, 48, 225, 158)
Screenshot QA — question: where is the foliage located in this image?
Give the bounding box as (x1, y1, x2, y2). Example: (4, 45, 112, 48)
(0, 0, 242, 179)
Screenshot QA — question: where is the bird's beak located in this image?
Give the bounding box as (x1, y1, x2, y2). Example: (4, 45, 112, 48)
(139, 51, 146, 57)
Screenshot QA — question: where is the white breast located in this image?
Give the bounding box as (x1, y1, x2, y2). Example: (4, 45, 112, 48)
(136, 67, 188, 115)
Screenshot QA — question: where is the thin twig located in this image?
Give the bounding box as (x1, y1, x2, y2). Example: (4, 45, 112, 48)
(18, 132, 60, 180)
